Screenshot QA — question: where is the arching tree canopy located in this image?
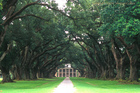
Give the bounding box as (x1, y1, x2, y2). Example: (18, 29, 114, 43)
(0, 0, 140, 83)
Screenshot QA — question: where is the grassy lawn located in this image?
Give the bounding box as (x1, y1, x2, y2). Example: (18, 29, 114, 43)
(0, 77, 65, 93)
(70, 77, 140, 93)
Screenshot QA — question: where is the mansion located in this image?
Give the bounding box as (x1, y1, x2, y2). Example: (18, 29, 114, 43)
(55, 64, 80, 77)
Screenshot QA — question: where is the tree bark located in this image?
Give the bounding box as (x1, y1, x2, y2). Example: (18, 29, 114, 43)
(111, 39, 120, 79)
(21, 67, 30, 80)
(126, 49, 138, 81)
(15, 66, 22, 80)
(129, 61, 137, 81)
(30, 68, 37, 80)
(111, 39, 125, 80)
(108, 66, 114, 79)
(100, 66, 107, 79)
(0, 40, 12, 61)
(25, 68, 30, 80)
(0, 28, 6, 47)
(85, 66, 94, 78)
(119, 57, 125, 79)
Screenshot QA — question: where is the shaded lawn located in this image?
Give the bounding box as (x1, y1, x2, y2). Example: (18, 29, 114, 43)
(70, 77, 140, 93)
(0, 77, 65, 93)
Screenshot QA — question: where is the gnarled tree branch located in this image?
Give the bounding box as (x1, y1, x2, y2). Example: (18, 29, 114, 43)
(0, 42, 13, 62)
(2, 0, 40, 26)
(13, 14, 50, 21)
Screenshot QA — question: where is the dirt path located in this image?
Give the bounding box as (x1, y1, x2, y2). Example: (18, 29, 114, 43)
(53, 77, 76, 93)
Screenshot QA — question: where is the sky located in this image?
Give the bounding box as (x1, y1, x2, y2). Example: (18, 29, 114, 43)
(55, 0, 67, 9)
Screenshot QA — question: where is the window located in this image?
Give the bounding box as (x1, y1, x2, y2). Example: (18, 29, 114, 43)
(74, 73, 76, 77)
(70, 69, 72, 72)
(63, 73, 65, 77)
(60, 69, 62, 72)
(70, 73, 72, 77)
(67, 73, 69, 77)
(67, 69, 69, 73)
(74, 69, 76, 73)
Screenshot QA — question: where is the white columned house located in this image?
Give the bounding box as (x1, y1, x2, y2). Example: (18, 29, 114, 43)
(55, 64, 80, 77)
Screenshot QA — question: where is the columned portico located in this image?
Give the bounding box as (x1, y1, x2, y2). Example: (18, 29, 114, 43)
(55, 64, 80, 77)
(56, 68, 80, 77)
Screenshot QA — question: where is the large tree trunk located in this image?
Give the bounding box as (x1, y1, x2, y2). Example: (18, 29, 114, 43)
(1, 66, 13, 83)
(0, 26, 7, 47)
(85, 66, 95, 78)
(117, 37, 139, 81)
(25, 68, 30, 80)
(79, 70, 85, 77)
(115, 58, 125, 80)
(30, 68, 37, 80)
(15, 66, 22, 80)
(45, 72, 51, 78)
(129, 61, 137, 81)
(126, 49, 138, 81)
(37, 70, 42, 78)
(111, 39, 125, 80)
(105, 44, 115, 79)
(39, 71, 44, 78)
(119, 57, 126, 79)
(100, 66, 107, 79)
(0, 41, 12, 62)
(49, 70, 56, 78)
(108, 66, 114, 79)
(111, 40, 120, 79)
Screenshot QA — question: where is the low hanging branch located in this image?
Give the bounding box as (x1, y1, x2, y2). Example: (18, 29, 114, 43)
(13, 14, 50, 21)
(1, 0, 75, 26)
(29, 42, 68, 66)
(1, 0, 40, 26)
(36, 3, 74, 20)
(71, 32, 100, 69)
(0, 43, 12, 62)
(117, 36, 134, 49)
(1, 0, 92, 26)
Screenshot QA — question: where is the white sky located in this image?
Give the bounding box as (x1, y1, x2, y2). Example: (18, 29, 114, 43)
(55, 0, 67, 9)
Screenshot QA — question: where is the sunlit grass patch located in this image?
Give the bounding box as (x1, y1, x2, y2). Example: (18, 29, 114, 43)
(0, 77, 65, 93)
(70, 77, 140, 93)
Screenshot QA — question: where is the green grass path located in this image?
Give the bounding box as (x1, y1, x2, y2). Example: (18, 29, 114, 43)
(0, 77, 65, 93)
(70, 77, 140, 93)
